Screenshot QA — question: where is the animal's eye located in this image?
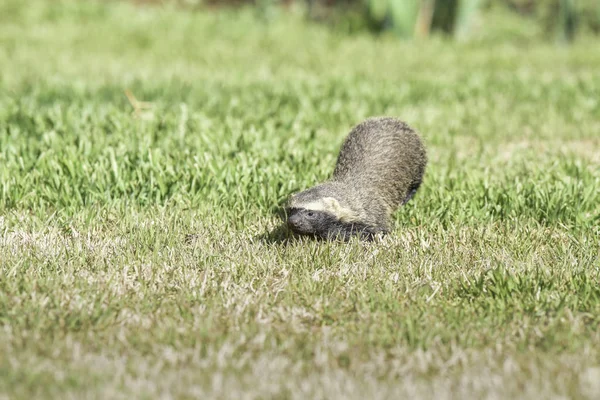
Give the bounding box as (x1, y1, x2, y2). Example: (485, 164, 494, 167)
(307, 211, 315, 217)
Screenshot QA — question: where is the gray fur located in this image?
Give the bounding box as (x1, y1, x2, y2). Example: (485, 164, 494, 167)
(286, 117, 427, 240)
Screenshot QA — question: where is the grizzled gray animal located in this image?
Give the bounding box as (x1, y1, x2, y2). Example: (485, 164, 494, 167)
(286, 117, 427, 241)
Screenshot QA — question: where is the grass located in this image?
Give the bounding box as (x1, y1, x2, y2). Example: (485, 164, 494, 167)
(1, 0, 600, 398)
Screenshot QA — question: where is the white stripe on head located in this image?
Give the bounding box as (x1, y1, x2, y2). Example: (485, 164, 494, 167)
(298, 197, 359, 223)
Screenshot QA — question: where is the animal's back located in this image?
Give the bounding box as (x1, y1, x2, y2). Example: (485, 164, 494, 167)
(332, 117, 427, 211)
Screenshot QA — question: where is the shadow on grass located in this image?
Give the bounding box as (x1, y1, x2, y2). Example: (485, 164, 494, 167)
(184, 225, 303, 246)
(253, 206, 306, 245)
(255, 223, 298, 245)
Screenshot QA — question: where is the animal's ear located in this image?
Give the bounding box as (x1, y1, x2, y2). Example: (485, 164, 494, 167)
(322, 197, 358, 222)
(321, 197, 341, 211)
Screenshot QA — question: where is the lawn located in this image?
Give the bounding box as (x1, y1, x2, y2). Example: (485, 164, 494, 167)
(1, 0, 599, 398)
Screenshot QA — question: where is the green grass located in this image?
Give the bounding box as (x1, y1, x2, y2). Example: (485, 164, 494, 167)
(1, 0, 600, 398)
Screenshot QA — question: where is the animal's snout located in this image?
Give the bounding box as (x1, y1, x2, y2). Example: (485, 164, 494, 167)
(287, 213, 302, 229)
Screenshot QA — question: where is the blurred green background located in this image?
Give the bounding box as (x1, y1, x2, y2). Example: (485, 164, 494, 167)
(127, 0, 600, 42)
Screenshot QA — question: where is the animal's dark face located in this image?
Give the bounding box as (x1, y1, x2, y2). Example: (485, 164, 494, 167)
(286, 207, 383, 241)
(286, 208, 338, 238)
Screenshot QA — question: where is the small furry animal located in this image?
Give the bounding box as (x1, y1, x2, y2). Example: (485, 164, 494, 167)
(285, 117, 427, 241)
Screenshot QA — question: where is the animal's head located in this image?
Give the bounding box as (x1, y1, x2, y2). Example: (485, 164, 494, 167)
(285, 184, 359, 238)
